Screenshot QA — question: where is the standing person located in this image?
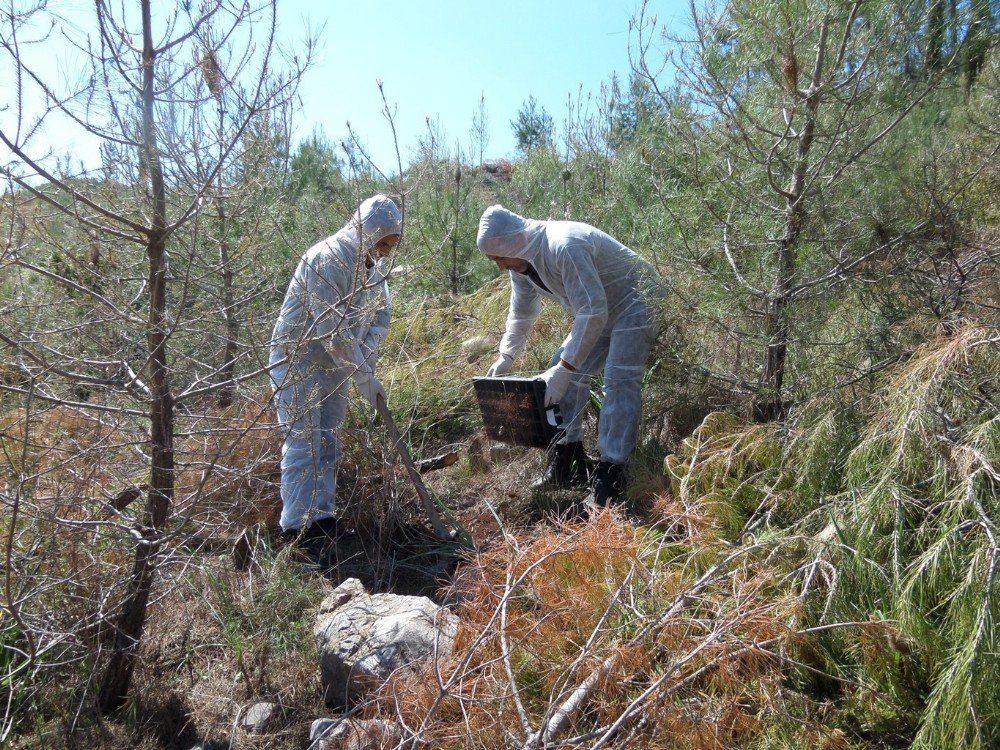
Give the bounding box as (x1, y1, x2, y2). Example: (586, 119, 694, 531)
(269, 194, 402, 562)
(478, 205, 664, 511)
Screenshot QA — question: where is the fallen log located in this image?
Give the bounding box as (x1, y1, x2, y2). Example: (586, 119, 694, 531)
(416, 451, 459, 474)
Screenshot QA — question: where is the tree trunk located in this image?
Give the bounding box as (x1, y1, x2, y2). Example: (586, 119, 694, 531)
(217, 203, 238, 408)
(98, 0, 174, 712)
(214, 89, 238, 409)
(756, 19, 828, 422)
(450, 162, 461, 296)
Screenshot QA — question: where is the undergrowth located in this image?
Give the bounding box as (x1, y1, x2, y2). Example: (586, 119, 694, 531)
(3, 289, 997, 749)
(647, 326, 1000, 748)
(356, 510, 861, 749)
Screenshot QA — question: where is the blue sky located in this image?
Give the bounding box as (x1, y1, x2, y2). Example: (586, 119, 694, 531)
(0, 0, 688, 176)
(280, 0, 688, 170)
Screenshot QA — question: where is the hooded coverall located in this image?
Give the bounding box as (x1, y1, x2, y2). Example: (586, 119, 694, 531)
(477, 205, 664, 465)
(269, 195, 401, 532)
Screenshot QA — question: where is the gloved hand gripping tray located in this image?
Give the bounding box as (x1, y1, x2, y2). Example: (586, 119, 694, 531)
(472, 376, 563, 449)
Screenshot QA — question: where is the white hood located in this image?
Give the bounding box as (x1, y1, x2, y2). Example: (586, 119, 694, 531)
(476, 205, 547, 261)
(344, 194, 402, 253)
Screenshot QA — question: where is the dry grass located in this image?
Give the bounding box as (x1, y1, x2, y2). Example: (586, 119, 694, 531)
(347, 505, 850, 749)
(173, 393, 283, 541)
(0, 390, 291, 746)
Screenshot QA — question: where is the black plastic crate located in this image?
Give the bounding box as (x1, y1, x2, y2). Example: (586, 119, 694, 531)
(472, 376, 563, 449)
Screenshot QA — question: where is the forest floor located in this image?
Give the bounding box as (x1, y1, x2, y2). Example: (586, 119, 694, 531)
(81, 432, 637, 750)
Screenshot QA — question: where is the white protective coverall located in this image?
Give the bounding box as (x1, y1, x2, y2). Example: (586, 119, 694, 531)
(269, 195, 401, 532)
(477, 205, 664, 464)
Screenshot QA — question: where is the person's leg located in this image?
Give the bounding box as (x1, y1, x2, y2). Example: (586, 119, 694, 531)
(273, 355, 340, 534)
(586, 299, 659, 508)
(313, 367, 351, 522)
(596, 300, 658, 464)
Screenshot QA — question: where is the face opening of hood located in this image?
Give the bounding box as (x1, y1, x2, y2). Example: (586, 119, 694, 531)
(476, 205, 546, 261)
(349, 194, 403, 253)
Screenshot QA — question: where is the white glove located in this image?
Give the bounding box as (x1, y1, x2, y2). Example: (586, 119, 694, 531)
(354, 371, 386, 408)
(359, 337, 380, 372)
(350, 339, 384, 407)
(362, 326, 387, 366)
(486, 353, 514, 377)
(539, 361, 573, 406)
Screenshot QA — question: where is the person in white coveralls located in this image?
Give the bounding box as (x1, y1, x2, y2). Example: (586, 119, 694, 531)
(270, 195, 401, 561)
(477, 204, 664, 511)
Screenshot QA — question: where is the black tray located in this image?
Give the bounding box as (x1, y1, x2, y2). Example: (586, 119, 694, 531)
(472, 376, 563, 449)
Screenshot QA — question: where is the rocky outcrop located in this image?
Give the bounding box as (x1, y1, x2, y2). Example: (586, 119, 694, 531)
(314, 578, 458, 706)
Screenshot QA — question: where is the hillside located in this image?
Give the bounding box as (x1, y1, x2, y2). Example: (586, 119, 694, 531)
(2, 0, 999, 747)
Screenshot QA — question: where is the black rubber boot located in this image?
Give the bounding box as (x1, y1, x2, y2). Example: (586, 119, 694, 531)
(283, 517, 341, 570)
(531, 441, 591, 490)
(591, 461, 626, 507)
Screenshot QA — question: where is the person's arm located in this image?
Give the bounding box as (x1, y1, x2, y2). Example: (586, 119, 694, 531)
(485, 272, 541, 376)
(360, 264, 391, 368)
(304, 240, 361, 363)
(499, 270, 542, 359)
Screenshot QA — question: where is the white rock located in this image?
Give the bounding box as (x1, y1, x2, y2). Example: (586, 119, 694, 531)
(310, 717, 403, 750)
(240, 701, 279, 734)
(314, 578, 458, 706)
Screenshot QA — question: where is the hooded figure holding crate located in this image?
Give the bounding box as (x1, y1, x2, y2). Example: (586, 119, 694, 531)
(477, 204, 665, 510)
